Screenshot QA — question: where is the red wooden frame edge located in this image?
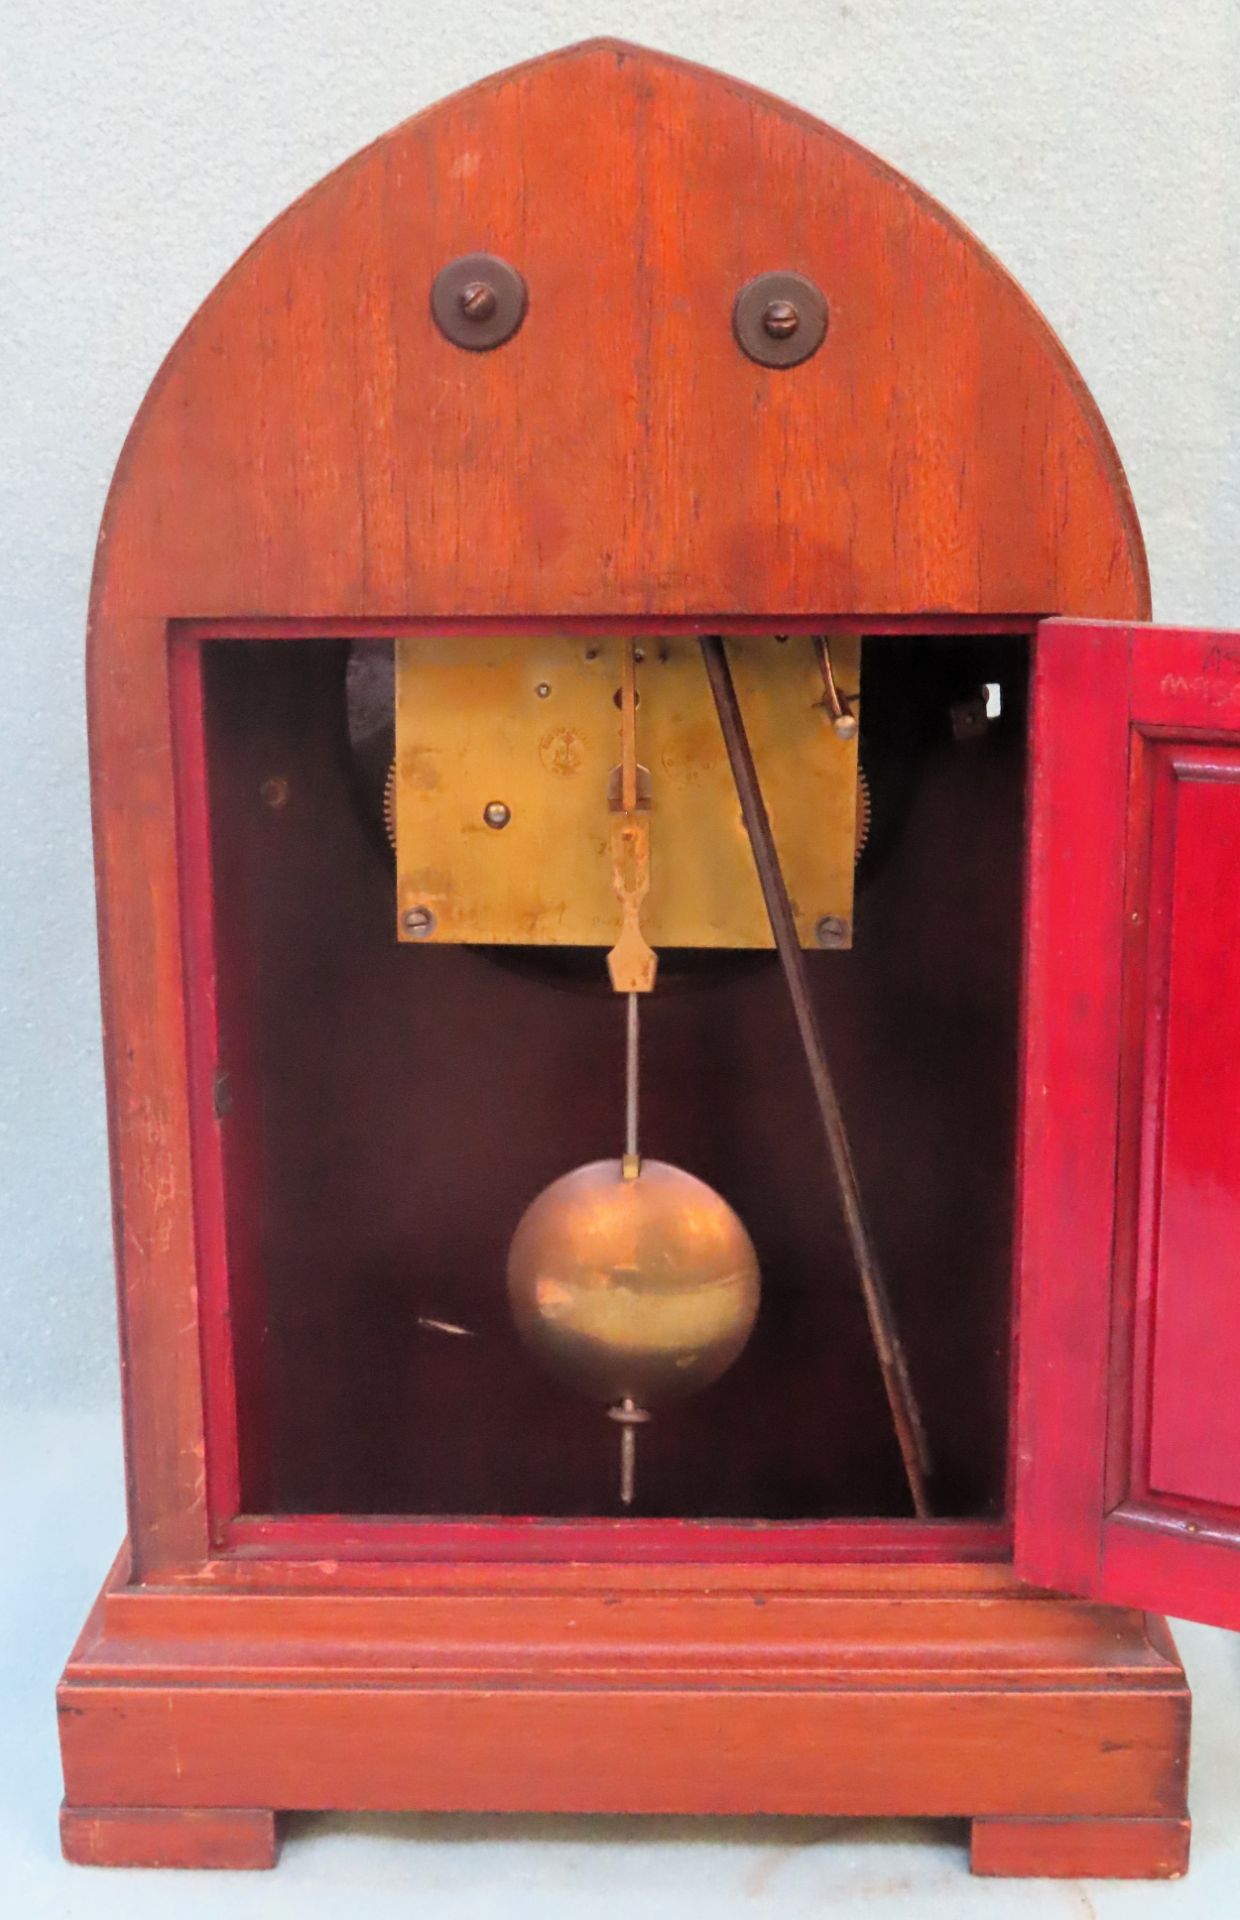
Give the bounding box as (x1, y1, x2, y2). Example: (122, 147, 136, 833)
(1012, 620, 1133, 1595)
(224, 1514, 1011, 1565)
(170, 634, 242, 1542)
(174, 614, 1041, 642)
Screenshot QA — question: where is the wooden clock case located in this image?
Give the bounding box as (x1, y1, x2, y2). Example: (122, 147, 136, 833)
(58, 41, 1240, 1878)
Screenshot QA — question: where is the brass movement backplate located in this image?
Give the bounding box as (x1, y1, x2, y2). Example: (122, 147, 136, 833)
(393, 635, 860, 950)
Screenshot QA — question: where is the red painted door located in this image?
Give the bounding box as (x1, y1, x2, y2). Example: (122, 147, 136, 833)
(1015, 619, 1240, 1630)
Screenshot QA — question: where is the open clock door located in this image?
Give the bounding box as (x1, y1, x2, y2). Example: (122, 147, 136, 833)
(1016, 617, 1240, 1629)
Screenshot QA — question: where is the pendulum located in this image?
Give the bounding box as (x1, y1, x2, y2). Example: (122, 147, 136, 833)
(505, 641, 761, 1506)
(504, 1146, 761, 1505)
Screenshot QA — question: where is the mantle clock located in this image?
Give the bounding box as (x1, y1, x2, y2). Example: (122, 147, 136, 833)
(58, 41, 1240, 1880)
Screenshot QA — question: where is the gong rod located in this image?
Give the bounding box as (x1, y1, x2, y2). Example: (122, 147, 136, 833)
(699, 635, 932, 1518)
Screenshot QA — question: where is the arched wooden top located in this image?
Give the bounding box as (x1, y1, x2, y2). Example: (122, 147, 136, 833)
(91, 38, 1147, 640)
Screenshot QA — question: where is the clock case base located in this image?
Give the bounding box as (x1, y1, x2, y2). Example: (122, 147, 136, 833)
(58, 1551, 1190, 1878)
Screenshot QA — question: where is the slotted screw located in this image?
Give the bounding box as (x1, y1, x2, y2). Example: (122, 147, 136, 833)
(762, 298, 801, 338)
(459, 280, 498, 322)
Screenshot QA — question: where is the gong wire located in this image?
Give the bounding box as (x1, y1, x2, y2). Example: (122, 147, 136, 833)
(699, 633, 933, 1519)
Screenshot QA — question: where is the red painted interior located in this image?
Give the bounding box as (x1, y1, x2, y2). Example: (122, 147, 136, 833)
(181, 626, 1027, 1548)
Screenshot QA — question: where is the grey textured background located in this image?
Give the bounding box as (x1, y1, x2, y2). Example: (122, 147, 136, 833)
(2, 0, 1239, 1408)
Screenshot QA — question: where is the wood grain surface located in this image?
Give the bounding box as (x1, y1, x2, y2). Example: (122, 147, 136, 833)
(972, 1815, 1190, 1879)
(59, 1556, 1189, 1870)
(60, 1805, 278, 1871)
(93, 39, 1147, 629)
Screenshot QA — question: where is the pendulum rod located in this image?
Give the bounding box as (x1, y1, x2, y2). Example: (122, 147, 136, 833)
(699, 634, 933, 1519)
(625, 988, 640, 1170)
(606, 639, 658, 1505)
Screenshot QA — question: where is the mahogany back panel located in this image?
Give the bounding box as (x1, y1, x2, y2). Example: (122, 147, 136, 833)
(84, 40, 1150, 1572)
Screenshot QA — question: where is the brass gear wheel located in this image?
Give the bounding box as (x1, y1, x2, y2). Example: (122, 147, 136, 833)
(383, 759, 398, 852)
(854, 763, 872, 862)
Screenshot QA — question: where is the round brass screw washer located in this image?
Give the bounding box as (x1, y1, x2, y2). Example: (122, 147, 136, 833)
(734, 271, 828, 368)
(431, 253, 527, 351)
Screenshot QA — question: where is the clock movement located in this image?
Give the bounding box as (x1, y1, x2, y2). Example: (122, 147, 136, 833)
(58, 40, 1240, 1878)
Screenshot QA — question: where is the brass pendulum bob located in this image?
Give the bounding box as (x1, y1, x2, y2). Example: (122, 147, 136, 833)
(505, 1144, 761, 1504)
(505, 642, 761, 1507)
